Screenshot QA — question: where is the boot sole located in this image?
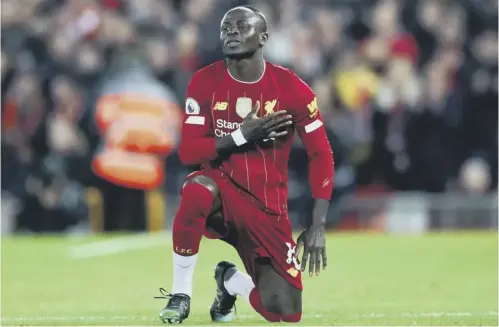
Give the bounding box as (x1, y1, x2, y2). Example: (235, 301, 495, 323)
(159, 309, 186, 324)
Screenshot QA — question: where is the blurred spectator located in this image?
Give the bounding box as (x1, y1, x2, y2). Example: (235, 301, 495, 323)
(1, 0, 497, 232)
(459, 157, 492, 195)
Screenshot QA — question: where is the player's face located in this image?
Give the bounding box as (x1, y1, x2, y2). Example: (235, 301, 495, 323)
(220, 9, 263, 58)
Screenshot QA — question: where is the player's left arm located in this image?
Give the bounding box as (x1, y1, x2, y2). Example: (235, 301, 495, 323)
(289, 72, 334, 277)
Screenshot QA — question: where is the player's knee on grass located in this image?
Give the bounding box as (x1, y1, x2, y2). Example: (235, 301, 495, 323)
(256, 261, 302, 318)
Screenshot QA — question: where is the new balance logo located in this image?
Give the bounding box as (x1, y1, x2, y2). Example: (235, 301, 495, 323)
(213, 102, 228, 111)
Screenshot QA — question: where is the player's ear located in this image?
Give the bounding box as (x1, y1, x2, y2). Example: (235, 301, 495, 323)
(259, 32, 269, 46)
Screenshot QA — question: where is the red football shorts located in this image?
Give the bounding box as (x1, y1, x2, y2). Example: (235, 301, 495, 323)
(186, 169, 303, 291)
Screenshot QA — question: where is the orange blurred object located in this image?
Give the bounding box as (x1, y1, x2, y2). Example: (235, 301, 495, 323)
(92, 94, 180, 189)
(92, 148, 164, 190)
(2, 98, 18, 131)
(95, 94, 180, 156)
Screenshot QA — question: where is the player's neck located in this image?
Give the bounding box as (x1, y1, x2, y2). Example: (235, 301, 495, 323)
(226, 56, 266, 84)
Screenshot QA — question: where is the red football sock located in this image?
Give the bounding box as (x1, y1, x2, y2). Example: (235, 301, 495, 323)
(172, 183, 214, 255)
(281, 312, 302, 323)
(249, 288, 281, 322)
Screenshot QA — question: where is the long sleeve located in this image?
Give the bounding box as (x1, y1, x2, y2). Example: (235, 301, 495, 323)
(289, 72, 334, 200)
(178, 73, 218, 165)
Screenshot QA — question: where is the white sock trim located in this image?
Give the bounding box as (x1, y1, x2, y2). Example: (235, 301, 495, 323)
(223, 270, 255, 302)
(231, 129, 247, 146)
(172, 252, 197, 297)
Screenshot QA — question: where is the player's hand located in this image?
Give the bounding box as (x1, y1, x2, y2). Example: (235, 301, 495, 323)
(240, 101, 293, 142)
(296, 224, 327, 277)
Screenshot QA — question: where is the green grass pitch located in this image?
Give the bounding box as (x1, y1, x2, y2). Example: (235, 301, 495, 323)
(1, 232, 497, 326)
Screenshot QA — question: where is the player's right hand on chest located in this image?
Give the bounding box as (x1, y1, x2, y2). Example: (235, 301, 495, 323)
(240, 101, 293, 142)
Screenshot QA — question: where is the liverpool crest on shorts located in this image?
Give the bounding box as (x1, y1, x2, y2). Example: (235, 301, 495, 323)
(236, 97, 252, 118)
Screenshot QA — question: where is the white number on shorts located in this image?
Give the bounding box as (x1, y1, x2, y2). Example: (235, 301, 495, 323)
(285, 242, 301, 270)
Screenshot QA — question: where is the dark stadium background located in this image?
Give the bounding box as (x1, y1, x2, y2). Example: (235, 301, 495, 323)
(1, 0, 497, 234)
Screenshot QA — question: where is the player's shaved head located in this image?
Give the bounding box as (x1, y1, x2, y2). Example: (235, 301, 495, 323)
(220, 5, 269, 59)
(241, 5, 268, 32)
(224, 5, 268, 33)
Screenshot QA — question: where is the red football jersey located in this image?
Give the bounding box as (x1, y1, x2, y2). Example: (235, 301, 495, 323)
(179, 60, 334, 215)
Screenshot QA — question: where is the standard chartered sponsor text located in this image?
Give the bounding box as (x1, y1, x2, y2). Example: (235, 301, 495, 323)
(215, 119, 243, 137)
(214, 119, 274, 141)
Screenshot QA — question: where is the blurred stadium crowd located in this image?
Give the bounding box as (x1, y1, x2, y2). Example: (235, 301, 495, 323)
(1, 0, 497, 232)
